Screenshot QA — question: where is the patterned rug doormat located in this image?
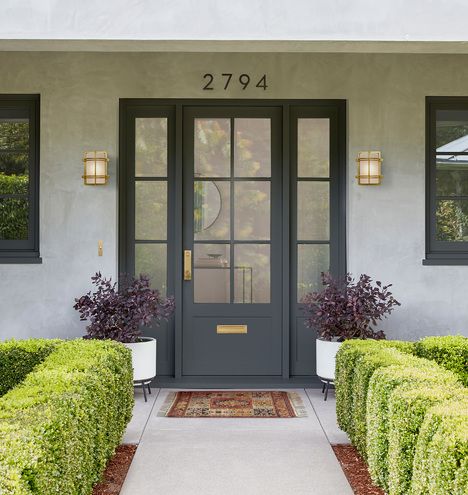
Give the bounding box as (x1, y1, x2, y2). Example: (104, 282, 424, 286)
(158, 391, 307, 418)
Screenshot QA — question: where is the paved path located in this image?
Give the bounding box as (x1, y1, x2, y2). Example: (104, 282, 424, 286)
(121, 388, 352, 495)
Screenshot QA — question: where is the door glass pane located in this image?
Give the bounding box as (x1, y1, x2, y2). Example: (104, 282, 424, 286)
(135, 181, 167, 240)
(135, 118, 167, 177)
(436, 199, 468, 241)
(298, 119, 329, 177)
(0, 119, 29, 150)
(135, 244, 167, 295)
(194, 119, 231, 177)
(436, 160, 468, 196)
(234, 181, 270, 240)
(0, 153, 29, 194)
(0, 197, 29, 240)
(297, 182, 329, 240)
(234, 118, 271, 177)
(234, 244, 270, 303)
(0, 119, 30, 195)
(435, 110, 468, 149)
(297, 244, 329, 302)
(194, 244, 230, 303)
(194, 180, 230, 240)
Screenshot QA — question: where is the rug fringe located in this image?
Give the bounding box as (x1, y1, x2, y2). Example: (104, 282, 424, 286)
(287, 392, 308, 417)
(157, 392, 178, 417)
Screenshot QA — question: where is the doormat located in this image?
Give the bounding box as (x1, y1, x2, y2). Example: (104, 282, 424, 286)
(158, 391, 307, 418)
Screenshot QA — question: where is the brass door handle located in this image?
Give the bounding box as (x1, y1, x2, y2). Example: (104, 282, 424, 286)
(184, 250, 192, 281)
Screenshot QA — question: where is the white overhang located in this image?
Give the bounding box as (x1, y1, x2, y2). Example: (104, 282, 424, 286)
(1, 0, 468, 53)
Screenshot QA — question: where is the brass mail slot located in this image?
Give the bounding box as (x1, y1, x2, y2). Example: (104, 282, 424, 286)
(216, 324, 248, 334)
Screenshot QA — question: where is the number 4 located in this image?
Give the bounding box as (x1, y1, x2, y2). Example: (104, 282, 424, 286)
(256, 75, 268, 90)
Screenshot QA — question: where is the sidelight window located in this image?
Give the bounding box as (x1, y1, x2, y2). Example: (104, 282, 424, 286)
(0, 95, 40, 263)
(425, 97, 468, 264)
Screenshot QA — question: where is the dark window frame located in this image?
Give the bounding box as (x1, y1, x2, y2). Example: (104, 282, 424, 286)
(0, 94, 41, 263)
(424, 96, 468, 265)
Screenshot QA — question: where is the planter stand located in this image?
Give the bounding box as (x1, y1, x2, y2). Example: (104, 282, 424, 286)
(134, 379, 152, 402)
(320, 379, 335, 401)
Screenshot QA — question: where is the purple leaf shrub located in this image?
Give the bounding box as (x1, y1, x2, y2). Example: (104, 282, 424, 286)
(74, 272, 175, 343)
(302, 272, 401, 341)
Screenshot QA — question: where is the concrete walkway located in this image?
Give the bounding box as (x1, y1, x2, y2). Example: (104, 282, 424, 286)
(121, 388, 352, 495)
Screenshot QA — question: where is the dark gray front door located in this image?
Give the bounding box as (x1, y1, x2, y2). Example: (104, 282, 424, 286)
(182, 106, 283, 376)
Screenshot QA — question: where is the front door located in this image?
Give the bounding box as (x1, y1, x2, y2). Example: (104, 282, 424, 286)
(119, 99, 346, 382)
(182, 106, 282, 375)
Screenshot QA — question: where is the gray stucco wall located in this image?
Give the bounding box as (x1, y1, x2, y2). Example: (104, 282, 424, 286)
(0, 51, 467, 341)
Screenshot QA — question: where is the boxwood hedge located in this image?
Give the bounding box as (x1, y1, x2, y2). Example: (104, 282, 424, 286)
(388, 385, 466, 495)
(0, 339, 134, 495)
(0, 339, 60, 397)
(366, 364, 461, 491)
(411, 398, 468, 495)
(335, 339, 414, 443)
(414, 335, 468, 386)
(336, 337, 468, 495)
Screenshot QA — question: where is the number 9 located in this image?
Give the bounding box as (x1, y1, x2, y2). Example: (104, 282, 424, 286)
(239, 74, 250, 90)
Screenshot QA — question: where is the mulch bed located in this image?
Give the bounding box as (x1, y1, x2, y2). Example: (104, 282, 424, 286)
(332, 444, 385, 495)
(93, 444, 137, 495)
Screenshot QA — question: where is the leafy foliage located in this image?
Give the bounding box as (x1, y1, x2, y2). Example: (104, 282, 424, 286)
(0, 339, 134, 495)
(302, 272, 401, 341)
(335, 338, 468, 495)
(366, 364, 460, 492)
(415, 335, 468, 386)
(0, 339, 59, 397)
(436, 200, 468, 241)
(74, 272, 175, 343)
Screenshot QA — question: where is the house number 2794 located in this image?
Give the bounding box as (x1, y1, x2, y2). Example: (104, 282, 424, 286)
(202, 73, 268, 91)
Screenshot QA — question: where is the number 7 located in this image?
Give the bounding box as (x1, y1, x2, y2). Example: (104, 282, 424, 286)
(222, 73, 233, 90)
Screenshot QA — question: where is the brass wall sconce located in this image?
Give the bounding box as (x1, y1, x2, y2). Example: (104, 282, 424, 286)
(356, 151, 383, 185)
(82, 151, 109, 185)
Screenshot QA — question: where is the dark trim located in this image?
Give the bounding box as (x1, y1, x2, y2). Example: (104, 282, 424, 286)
(153, 375, 323, 389)
(119, 98, 347, 383)
(425, 96, 468, 265)
(0, 256, 42, 264)
(0, 94, 40, 263)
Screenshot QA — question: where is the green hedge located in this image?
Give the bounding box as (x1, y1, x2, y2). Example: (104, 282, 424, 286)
(0, 339, 134, 495)
(411, 398, 468, 495)
(337, 341, 426, 457)
(0, 339, 59, 397)
(336, 338, 468, 495)
(388, 385, 466, 495)
(415, 335, 468, 386)
(366, 364, 462, 492)
(335, 339, 414, 442)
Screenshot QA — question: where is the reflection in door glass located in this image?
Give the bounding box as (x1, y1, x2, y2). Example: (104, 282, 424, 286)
(194, 244, 230, 303)
(135, 181, 167, 240)
(297, 182, 329, 241)
(297, 119, 329, 177)
(234, 181, 270, 240)
(135, 118, 167, 177)
(234, 118, 271, 177)
(194, 180, 230, 240)
(135, 244, 167, 295)
(297, 244, 329, 301)
(234, 244, 270, 303)
(194, 119, 231, 177)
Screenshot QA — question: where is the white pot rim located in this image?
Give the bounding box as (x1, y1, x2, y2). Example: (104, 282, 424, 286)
(125, 336, 156, 345)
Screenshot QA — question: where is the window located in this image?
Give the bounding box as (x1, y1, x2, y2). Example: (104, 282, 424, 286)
(425, 97, 468, 265)
(0, 95, 40, 263)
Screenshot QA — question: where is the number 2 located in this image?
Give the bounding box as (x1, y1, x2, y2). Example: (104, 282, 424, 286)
(203, 73, 214, 90)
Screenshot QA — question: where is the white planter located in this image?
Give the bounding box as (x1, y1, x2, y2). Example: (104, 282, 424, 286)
(124, 337, 157, 382)
(316, 339, 342, 381)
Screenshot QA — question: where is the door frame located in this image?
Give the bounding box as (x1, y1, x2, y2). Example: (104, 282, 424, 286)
(119, 99, 347, 387)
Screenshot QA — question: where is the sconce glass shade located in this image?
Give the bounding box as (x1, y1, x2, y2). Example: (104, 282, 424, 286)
(82, 151, 109, 185)
(356, 151, 383, 185)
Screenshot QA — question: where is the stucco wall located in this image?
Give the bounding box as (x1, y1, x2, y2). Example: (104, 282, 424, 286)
(0, 51, 467, 341)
